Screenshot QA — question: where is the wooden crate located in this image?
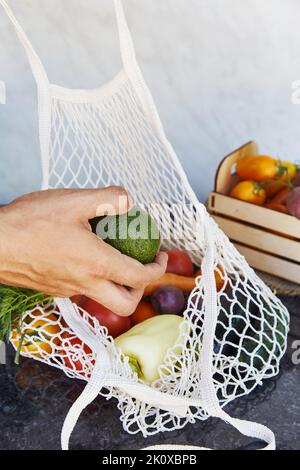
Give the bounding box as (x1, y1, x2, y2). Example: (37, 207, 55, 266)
(208, 141, 300, 284)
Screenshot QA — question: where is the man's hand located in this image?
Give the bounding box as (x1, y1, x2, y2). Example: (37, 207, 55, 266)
(0, 187, 167, 316)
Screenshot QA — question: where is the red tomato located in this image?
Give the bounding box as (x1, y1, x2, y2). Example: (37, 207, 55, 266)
(131, 300, 157, 326)
(70, 295, 83, 306)
(61, 333, 93, 375)
(166, 250, 194, 277)
(80, 297, 131, 338)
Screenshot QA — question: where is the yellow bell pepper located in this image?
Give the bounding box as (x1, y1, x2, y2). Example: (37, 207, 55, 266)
(114, 314, 184, 385)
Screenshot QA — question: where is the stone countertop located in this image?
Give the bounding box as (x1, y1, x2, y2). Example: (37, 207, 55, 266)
(0, 295, 299, 450)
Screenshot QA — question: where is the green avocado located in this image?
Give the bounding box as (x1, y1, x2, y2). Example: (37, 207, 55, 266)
(90, 207, 161, 264)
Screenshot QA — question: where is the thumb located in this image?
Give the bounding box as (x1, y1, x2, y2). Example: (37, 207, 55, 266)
(72, 186, 133, 222)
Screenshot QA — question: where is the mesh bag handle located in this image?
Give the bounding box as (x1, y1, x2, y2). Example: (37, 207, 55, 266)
(0, 0, 133, 81)
(0, 0, 51, 188)
(115, 0, 137, 70)
(0, 0, 48, 83)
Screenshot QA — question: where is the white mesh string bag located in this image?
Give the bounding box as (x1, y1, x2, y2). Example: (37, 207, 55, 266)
(1, 0, 289, 450)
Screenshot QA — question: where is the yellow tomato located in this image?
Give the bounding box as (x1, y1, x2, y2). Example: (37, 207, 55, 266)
(230, 180, 266, 205)
(11, 311, 61, 357)
(281, 161, 298, 181)
(264, 161, 298, 198)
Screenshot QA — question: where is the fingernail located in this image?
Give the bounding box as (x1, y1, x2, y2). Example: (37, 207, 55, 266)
(128, 194, 134, 210)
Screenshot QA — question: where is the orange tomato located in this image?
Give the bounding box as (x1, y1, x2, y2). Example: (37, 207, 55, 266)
(230, 180, 266, 205)
(194, 266, 226, 292)
(131, 300, 157, 326)
(236, 155, 284, 182)
(11, 311, 61, 358)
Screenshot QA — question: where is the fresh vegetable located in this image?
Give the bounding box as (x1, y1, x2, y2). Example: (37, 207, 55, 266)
(194, 267, 225, 291)
(144, 273, 196, 296)
(151, 286, 185, 315)
(215, 292, 287, 370)
(264, 180, 287, 199)
(264, 186, 291, 213)
(0, 285, 53, 344)
(281, 160, 298, 182)
(292, 172, 300, 187)
(144, 269, 225, 296)
(266, 186, 291, 205)
(286, 187, 300, 219)
(238, 301, 287, 369)
(91, 207, 161, 264)
(230, 181, 266, 205)
(61, 332, 93, 374)
(236, 155, 287, 182)
(264, 161, 298, 198)
(70, 295, 84, 306)
(166, 249, 194, 277)
(114, 315, 184, 384)
(80, 297, 131, 338)
(131, 300, 157, 326)
(10, 311, 60, 362)
(214, 293, 249, 357)
(264, 202, 289, 214)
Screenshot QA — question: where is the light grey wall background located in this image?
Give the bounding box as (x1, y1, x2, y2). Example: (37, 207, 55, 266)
(1, 0, 300, 204)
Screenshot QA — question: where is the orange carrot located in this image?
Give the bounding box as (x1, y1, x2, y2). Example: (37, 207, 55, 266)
(144, 273, 196, 296)
(264, 202, 289, 214)
(144, 271, 225, 296)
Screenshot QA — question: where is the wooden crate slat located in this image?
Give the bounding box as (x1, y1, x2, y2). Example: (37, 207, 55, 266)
(209, 192, 300, 240)
(213, 215, 300, 263)
(234, 243, 300, 284)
